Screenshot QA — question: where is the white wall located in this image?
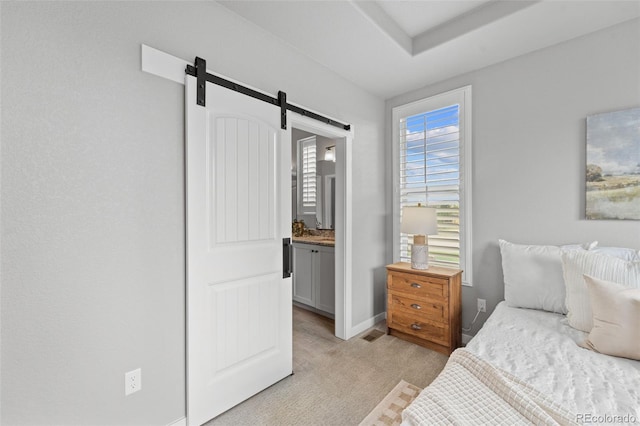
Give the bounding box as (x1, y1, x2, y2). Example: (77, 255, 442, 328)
(386, 18, 640, 336)
(0, 2, 385, 424)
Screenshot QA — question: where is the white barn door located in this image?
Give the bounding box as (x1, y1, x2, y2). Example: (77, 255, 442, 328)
(185, 76, 292, 425)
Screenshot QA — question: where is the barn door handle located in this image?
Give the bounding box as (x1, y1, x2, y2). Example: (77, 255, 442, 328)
(283, 238, 292, 278)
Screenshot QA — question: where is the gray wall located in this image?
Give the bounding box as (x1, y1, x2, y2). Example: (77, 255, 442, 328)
(1, 2, 385, 425)
(386, 18, 640, 337)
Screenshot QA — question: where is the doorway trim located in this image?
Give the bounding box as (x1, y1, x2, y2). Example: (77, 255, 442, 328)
(140, 43, 354, 340)
(290, 117, 353, 340)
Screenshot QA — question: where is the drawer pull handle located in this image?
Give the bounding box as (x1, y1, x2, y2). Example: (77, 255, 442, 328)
(410, 283, 421, 289)
(411, 304, 421, 310)
(411, 323, 422, 330)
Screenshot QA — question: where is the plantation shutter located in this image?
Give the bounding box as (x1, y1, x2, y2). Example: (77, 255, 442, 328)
(399, 105, 461, 268)
(300, 136, 317, 214)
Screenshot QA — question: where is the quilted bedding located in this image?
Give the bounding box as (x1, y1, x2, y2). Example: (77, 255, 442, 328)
(402, 349, 577, 426)
(402, 302, 640, 425)
(466, 302, 640, 418)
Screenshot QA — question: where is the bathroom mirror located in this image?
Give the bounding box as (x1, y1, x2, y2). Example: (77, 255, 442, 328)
(292, 129, 336, 229)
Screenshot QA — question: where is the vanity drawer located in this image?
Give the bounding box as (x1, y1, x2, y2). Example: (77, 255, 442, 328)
(388, 312, 448, 347)
(387, 271, 448, 299)
(388, 292, 448, 324)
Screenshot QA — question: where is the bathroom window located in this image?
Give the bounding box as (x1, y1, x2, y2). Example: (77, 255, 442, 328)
(298, 136, 317, 215)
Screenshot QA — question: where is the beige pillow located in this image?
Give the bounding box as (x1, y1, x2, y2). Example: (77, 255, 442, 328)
(582, 275, 640, 361)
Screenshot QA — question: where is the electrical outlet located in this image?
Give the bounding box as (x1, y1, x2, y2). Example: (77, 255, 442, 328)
(125, 368, 141, 396)
(477, 298, 486, 313)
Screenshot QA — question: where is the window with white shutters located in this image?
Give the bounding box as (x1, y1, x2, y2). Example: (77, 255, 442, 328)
(392, 87, 472, 285)
(298, 136, 317, 214)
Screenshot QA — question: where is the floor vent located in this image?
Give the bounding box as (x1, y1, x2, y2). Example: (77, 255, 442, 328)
(362, 329, 385, 342)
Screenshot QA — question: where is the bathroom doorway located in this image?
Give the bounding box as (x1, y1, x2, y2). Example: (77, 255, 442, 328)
(288, 115, 352, 340)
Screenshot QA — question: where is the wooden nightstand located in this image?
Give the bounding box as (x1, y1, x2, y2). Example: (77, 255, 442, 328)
(386, 262, 462, 355)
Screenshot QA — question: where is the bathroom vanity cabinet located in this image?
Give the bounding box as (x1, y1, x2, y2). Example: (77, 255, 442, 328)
(292, 242, 335, 316)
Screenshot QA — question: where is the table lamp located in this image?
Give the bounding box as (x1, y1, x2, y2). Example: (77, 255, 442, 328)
(401, 205, 438, 270)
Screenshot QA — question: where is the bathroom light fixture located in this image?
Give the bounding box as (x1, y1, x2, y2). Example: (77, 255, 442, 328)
(401, 205, 438, 270)
(324, 145, 336, 162)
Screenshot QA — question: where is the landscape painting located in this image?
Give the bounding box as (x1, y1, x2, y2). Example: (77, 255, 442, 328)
(586, 107, 640, 220)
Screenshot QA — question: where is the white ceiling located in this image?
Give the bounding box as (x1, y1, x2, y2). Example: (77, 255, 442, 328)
(218, 0, 640, 99)
(377, 1, 492, 37)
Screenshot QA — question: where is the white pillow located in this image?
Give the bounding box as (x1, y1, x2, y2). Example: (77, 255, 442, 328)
(499, 240, 577, 314)
(560, 241, 599, 251)
(582, 275, 640, 361)
(591, 246, 640, 261)
(562, 250, 640, 332)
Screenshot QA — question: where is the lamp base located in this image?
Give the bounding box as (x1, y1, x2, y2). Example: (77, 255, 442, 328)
(411, 244, 429, 270)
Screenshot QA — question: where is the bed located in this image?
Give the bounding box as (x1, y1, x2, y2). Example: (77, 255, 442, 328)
(401, 241, 640, 426)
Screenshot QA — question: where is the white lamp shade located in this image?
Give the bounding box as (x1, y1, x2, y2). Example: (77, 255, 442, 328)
(401, 206, 438, 235)
(324, 147, 335, 162)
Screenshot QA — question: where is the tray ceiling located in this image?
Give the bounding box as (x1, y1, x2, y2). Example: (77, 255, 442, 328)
(218, 1, 640, 99)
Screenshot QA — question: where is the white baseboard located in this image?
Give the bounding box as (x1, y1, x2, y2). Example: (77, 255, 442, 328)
(348, 312, 387, 339)
(462, 333, 473, 345)
(167, 417, 186, 426)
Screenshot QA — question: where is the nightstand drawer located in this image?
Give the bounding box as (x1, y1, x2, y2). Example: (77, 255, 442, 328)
(388, 312, 448, 346)
(388, 271, 448, 299)
(388, 292, 448, 324)
(386, 262, 462, 355)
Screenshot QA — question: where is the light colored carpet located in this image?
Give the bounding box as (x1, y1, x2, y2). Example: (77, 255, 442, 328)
(358, 380, 422, 426)
(206, 306, 447, 425)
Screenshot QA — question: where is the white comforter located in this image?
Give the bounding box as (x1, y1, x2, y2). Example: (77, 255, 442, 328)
(466, 302, 640, 421)
(402, 349, 577, 426)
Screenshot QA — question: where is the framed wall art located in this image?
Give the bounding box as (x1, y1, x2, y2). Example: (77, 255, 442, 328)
(586, 107, 640, 220)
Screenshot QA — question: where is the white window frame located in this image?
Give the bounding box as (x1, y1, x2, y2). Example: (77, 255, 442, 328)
(392, 86, 473, 286)
(297, 136, 317, 215)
